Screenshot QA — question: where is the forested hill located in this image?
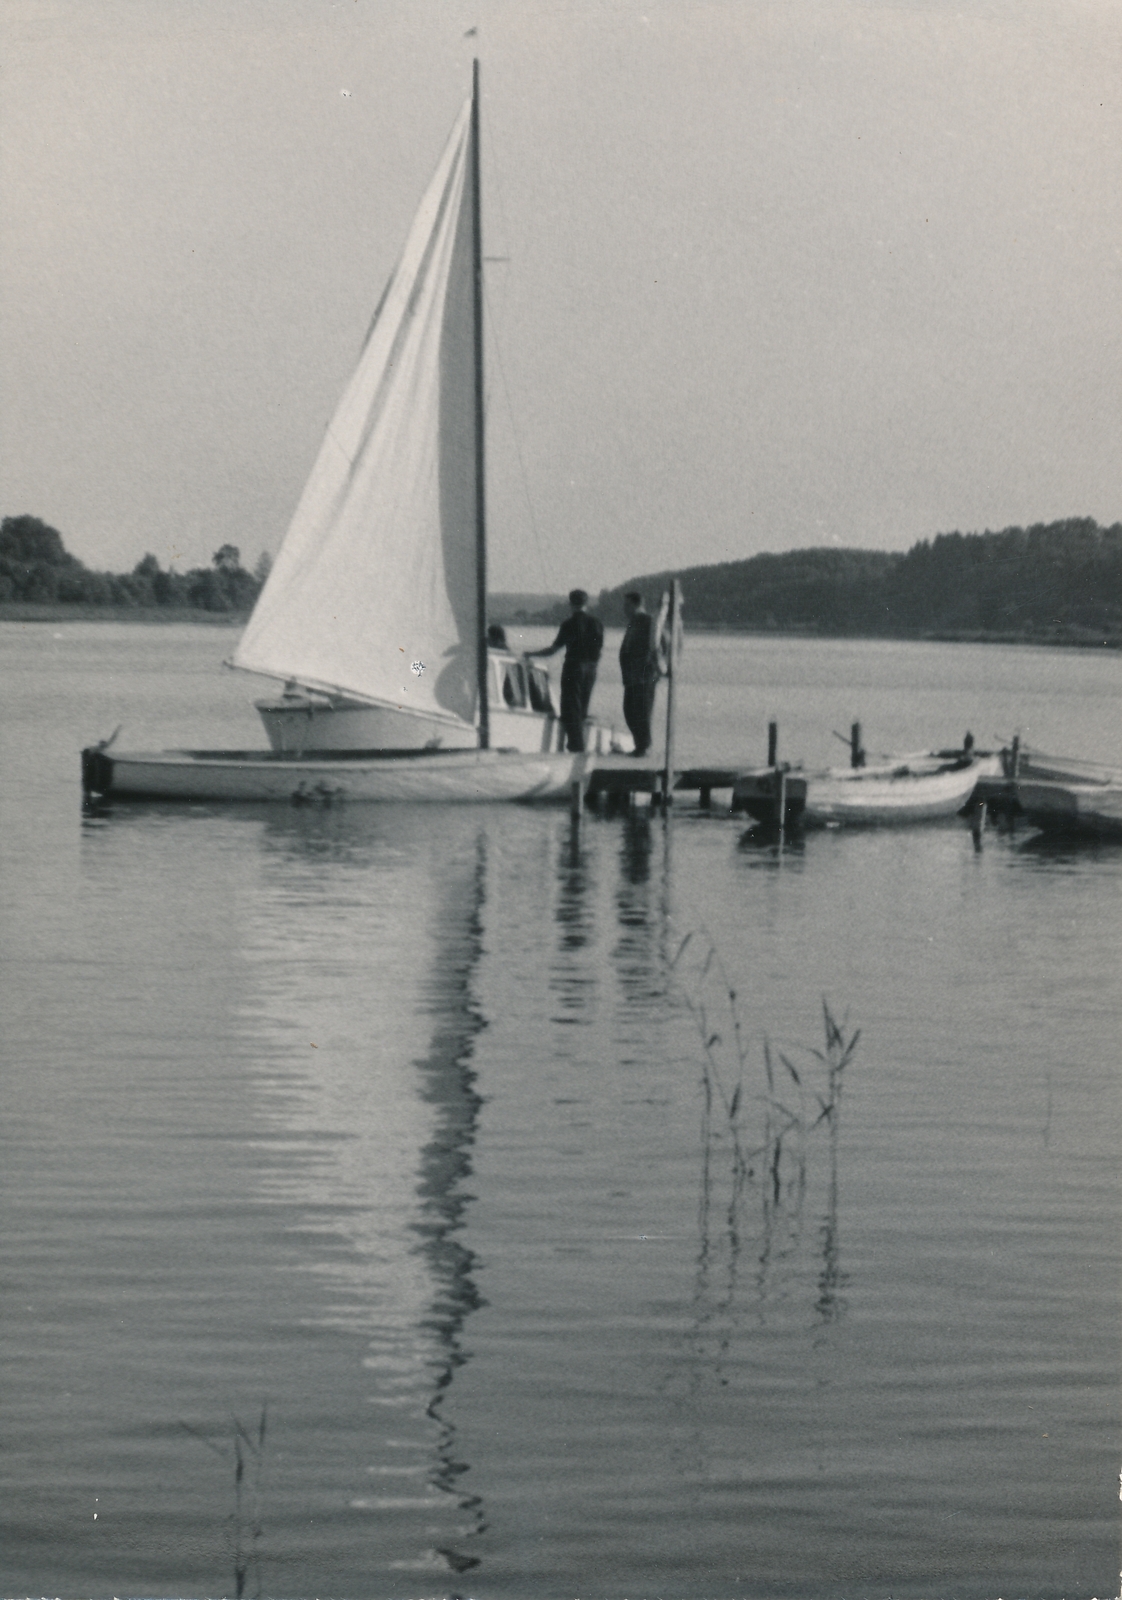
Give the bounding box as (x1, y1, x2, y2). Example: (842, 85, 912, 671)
(5, 512, 1119, 645)
(0, 514, 266, 613)
(598, 520, 1122, 645)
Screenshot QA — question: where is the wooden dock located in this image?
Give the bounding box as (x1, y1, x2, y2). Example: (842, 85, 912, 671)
(578, 755, 754, 813)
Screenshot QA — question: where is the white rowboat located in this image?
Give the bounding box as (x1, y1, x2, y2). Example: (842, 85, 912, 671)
(733, 752, 992, 828)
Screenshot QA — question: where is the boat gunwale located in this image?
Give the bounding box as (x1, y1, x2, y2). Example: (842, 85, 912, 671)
(98, 745, 573, 768)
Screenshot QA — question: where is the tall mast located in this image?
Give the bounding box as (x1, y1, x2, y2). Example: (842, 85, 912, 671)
(471, 58, 489, 750)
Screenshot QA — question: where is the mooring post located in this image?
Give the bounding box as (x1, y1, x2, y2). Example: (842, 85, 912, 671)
(971, 797, 986, 847)
(1009, 734, 1021, 780)
(569, 778, 583, 820)
(850, 721, 864, 769)
(767, 720, 778, 767)
(775, 766, 787, 832)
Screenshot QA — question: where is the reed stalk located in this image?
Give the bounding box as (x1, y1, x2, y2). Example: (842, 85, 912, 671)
(671, 929, 859, 1299)
(180, 1401, 268, 1599)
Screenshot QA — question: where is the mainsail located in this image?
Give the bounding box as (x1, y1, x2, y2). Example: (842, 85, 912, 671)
(232, 97, 480, 728)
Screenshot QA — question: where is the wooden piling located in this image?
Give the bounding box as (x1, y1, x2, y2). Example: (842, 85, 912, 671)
(850, 722, 864, 769)
(767, 720, 778, 767)
(971, 798, 986, 846)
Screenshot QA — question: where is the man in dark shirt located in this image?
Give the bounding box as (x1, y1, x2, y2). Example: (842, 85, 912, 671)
(527, 589, 604, 751)
(618, 591, 659, 756)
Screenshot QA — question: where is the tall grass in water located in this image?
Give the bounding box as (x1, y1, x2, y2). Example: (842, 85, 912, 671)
(671, 929, 858, 1315)
(180, 1402, 267, 1598)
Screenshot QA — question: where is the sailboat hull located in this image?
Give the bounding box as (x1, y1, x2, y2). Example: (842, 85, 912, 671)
(81, 746, 586, 805)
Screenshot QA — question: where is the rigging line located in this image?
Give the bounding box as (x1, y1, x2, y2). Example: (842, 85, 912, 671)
(478, 96, 554, 596)
(481, 103, 514, 296)
(483, 274, 555, 595)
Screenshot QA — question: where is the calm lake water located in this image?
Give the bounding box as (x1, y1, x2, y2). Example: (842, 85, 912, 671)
(1, 622, 1119, 1600)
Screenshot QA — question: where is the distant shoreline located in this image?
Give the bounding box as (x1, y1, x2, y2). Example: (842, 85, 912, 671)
(1, 601, 1116, 649)
(0, 602, 250, 626)
(678, 620, 1120, 650)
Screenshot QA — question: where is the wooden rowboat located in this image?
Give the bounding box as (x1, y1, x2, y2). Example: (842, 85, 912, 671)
(1016, 778, 1122, 839)
(732, 752, 993, 829)
(972, 745, 1122, 835)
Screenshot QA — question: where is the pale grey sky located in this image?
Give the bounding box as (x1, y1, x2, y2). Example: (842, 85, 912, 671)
(2, 0, 1119, 593)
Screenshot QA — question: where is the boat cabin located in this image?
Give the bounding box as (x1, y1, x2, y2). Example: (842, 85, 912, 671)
(490, 648, 555, 715)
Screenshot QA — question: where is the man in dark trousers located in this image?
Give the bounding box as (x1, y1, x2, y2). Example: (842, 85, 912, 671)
(527, 589, 604, 751)
(618, 591, 659, 756)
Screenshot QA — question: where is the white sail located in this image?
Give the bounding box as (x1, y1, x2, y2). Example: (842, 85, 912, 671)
(232, 98, 479, 728)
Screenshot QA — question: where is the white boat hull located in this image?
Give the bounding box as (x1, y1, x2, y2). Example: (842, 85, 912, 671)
(734, 755, 988, 827)
(1017, 779, 1122, 838)
(82, 746, 587, 804)
(802, 761, 983, 825)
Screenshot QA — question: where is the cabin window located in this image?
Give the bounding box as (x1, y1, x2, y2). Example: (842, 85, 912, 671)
(527, 665, 554, 715)
(495, 660, 528, 708)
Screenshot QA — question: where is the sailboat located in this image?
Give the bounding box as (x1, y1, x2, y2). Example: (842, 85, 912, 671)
(81, 64, 625, 805)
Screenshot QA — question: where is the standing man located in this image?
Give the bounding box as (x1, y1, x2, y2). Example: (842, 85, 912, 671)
(618, 591, 659, 756)
(526, 589, 604, 751)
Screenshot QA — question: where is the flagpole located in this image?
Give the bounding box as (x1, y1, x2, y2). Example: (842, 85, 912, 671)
(661, 579, 681, 810)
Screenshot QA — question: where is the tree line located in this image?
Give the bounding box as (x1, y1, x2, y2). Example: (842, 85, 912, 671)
(596, 519, 1121, 644)
(5, 512, 1119, 643)
(0, 515, 269, 613)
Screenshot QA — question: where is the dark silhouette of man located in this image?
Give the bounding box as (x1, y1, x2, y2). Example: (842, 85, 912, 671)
(619, 591, 659, 756)
(527, 589, 604, 751)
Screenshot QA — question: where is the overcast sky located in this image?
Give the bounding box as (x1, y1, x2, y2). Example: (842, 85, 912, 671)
(2, 0, 1119, 594)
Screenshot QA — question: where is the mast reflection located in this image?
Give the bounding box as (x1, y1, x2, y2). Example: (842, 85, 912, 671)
(235, 808, 493, 1582)
(411, 831, 488, 1574)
